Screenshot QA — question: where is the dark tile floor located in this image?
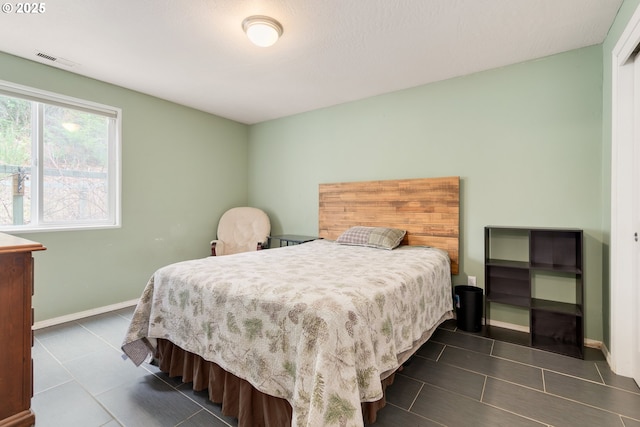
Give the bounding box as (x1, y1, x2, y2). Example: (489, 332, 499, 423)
(32, 307, 640, 427)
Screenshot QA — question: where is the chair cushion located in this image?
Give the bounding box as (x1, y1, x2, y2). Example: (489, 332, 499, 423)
(217, 207, 270, 255)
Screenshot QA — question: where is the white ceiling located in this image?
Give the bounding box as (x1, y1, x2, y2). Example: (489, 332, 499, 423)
(0, 0, 623, 124)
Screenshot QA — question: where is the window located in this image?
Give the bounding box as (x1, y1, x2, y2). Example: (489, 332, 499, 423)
(0, 81, 121, 232)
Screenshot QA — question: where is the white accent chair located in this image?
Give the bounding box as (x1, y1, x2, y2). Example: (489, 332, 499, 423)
(210, 207, 271, 256)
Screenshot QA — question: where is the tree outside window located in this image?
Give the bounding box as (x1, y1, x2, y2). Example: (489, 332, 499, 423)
(0, 82, 120, 231)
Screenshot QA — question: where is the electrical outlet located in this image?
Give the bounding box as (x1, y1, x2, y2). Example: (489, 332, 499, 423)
(468, 276, 477, 286)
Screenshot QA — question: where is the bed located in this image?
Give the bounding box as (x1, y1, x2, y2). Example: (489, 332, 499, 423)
(122, 176, 460, 427)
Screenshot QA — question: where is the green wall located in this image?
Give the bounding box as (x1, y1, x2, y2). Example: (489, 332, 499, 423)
(601, 0, 640, 350)
(1, 7, 627, 344)
(248, 46, 605, 341)
(0, 52, 249, 321)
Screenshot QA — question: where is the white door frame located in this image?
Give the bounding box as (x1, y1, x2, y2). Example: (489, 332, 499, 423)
(611, 4, 640, 379)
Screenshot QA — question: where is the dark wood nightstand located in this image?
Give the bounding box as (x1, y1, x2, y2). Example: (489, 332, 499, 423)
(268, 234, 319, 248)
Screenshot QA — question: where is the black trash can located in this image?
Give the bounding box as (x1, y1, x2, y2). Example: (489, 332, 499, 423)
(454, 285, 483, 332)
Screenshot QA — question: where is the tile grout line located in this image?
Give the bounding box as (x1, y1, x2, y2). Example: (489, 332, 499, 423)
(174, 408, 233, 427)
(438, 338, 640, 395)
(78, 312, 234, 426)
(482, 375, 639, 426)
(480, 400, 554, 427)
(543, 369, 640, 396)
(534, 379, 640, 421)
(385, 402, 447, 427)
(594, 361, 605, 383)
(417, 378, 549, 427)
(100, 315, 222, 426)
(173, 384, 235, 426)
(398, 326, 640, 421)
(34, 341, 127, 426)
(435, 343, 446, 361)
(35, 317, 147, 427)
(407, 381, 425, 411)
(541, 390, 640, 421)
(435, 361, 640, 421)
(35, 314, 640, 427)
(479, 375, 487, 402)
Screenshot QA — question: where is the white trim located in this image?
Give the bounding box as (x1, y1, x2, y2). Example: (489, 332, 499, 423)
(601, 341, 612, 369)
(0, 79, 122, 233)
(585, 338, 603, 350)
(487, 318, 529, 333)
(6, 223, 122, 234)
(33, 299, 138, 329)
(0, 79, 119, 118)
(610, 3, 640, 377)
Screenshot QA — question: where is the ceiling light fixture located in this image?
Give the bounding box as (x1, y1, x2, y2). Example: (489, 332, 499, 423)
(242, 15, 283, 47)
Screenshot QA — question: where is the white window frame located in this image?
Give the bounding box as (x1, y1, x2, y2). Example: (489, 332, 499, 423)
(0, 80, 121, 232)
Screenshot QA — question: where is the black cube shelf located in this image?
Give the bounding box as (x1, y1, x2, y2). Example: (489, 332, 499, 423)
(484, 226, 584, 359)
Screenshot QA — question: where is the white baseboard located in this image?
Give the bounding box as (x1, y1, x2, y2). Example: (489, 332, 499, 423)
(34, 299, 139, 330)
(487, 318, 529, 333)
(584, 338, 603, 350)
(486, 319, 603, 350)
(601, 341, 612, 367)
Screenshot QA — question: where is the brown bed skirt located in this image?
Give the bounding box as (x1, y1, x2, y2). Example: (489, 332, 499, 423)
(154, 339, 394, 426)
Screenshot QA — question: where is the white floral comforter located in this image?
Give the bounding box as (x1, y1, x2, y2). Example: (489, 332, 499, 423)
(122, 239, 453, 427)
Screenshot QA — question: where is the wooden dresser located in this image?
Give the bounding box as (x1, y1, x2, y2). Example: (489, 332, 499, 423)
(0, 233, 45, 427)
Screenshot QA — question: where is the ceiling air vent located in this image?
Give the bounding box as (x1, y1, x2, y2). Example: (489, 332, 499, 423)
(36, 52, 57, 62)
(34, 51, 78, 68)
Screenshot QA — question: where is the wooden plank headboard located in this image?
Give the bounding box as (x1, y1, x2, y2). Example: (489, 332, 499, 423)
(318, 176, 460, 275)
